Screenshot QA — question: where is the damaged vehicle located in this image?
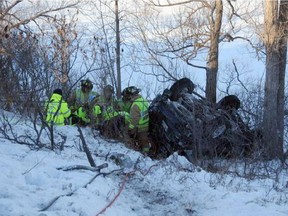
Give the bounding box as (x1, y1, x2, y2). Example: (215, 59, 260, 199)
(149, 78, 256, 159)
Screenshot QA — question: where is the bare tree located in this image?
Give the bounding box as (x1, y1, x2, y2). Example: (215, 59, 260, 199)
(0, 0, 81, 109)
(78, 0, 152, 94)
(42, 12, 80, 97)
(0, 29, 51, 112)
(206, 0, 223, 103)
(262, 0, 287, 159)
(79, 0, 122, 92)
(131, 0, 253, 103)
(0, 0, 80, 49)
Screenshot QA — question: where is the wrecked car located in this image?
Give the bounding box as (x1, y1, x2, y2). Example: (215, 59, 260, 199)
(149, 78, 255, 159)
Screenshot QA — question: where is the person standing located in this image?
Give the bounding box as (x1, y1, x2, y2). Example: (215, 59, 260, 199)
(45, 89, 71, 126)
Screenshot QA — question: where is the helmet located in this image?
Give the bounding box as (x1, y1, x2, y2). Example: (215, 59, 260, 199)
(103, 85, 114, 100)
(103, 84, 114, 93)
(81, 79, 93, 90)
(121, 86, 140, 100)
(53, 88, 62, 96)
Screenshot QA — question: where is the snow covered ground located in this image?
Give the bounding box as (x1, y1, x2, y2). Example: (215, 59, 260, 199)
(0, 114, 288, 216)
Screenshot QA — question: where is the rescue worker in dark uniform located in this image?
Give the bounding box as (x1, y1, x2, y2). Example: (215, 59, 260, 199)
(93, 85, 130, 138)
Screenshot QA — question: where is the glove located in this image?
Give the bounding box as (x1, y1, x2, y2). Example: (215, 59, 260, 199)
(82, 103, 91, 113)
(70, 106, 78, 113)
(128, 127, 138, 138)
(83, 102, 89, 109)
(69, 113, 80, 125)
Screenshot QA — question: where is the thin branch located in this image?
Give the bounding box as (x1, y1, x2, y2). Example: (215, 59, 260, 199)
(226, 0, 241, 19)
(232, 59, 249, 92)
(149, 0, 209, 7)
(186, 60, 207, 71)
(22, 153, 50, 175)
(223, 34, 265, 56)
(0, 0, 23, 22)
(2, 1, 80, 30)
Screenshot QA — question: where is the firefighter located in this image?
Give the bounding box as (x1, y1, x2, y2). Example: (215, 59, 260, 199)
(68, 79, 99, 125)
(121, 86, 151, 153)
(94, 85, 131, 138)
(45, 89, 71, 126)
(97, 85, 119, 116)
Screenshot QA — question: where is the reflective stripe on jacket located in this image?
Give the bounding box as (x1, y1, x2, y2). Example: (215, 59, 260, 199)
(129, 95, 149, 131)
(45, 93, 71, 126)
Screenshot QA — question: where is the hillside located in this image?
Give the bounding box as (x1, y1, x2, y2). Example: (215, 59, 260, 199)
(0, 115, 288, 216)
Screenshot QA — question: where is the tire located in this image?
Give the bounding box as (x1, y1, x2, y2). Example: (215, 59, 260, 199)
(216, 95, 240, 110)
(169, 78, 195, 101)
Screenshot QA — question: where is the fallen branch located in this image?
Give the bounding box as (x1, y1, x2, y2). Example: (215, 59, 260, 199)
(57, 163, 108, 172)
(22, 153, 50, 175)
(138, 163, 159, 176)
(77, 125, 96, 167)
(83, 168, 123, 188)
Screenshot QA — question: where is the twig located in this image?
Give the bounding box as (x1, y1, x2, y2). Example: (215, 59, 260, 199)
(138, 163, 159, 176)
(22, 153, 50, 175)
(39, 185, 79, 212)
(83, 169, 123, 188)
(232, 59, 249, 92)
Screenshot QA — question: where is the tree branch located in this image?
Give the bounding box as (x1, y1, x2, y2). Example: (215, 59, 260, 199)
(149, 0, 208, 7)
(77, 125, 96, 167)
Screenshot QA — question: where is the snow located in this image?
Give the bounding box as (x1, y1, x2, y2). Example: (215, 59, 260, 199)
(0, 113, 288, 216)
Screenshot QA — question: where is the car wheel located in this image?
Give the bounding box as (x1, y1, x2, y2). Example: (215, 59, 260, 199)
(169, 78, 195, 101)
(216, 95, 240, 110)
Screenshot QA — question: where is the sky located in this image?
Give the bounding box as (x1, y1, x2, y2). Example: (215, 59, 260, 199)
(0, 110, 288, 216)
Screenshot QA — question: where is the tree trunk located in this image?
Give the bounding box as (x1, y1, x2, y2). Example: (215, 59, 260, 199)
(115, 0, 121, 99)
(262, 0, 287, 159)
(277, 0, 288, 153)
(206, 0, 223, 103)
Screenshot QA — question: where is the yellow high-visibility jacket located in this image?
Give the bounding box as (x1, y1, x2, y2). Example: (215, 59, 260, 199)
(45, 93, 71, 126)
(69, 89, 99, 110)
(128, 95, 149, 132)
